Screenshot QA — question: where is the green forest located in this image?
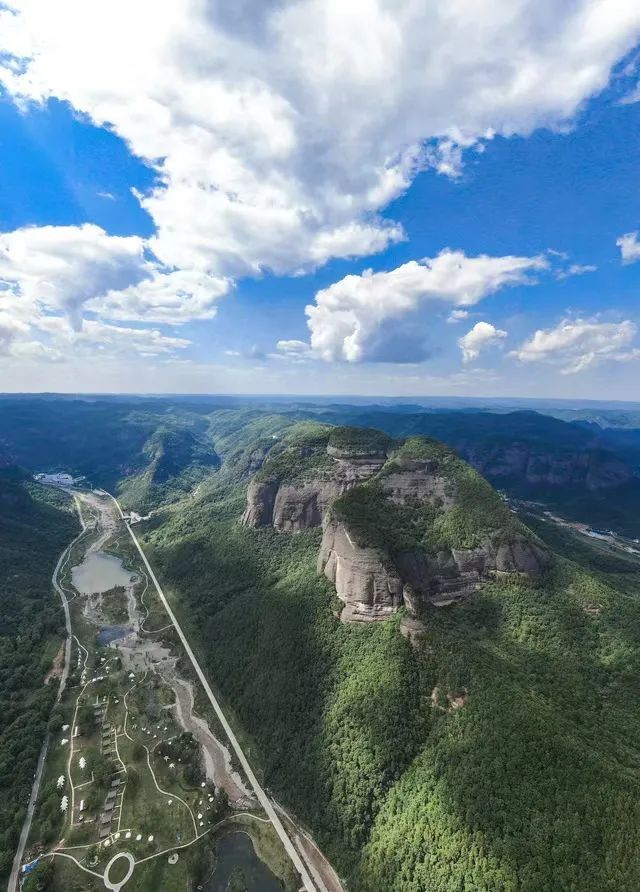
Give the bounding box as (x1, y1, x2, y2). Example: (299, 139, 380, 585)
(0, 471, 77, 882)
(2, 401, 640, 890)
(141, 439, 640, 891)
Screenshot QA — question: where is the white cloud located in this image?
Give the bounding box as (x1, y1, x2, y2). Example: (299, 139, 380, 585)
(0, 224, 148, 325)
(556, 263, 597, 279)
(0, 311, 29, 355)
(306, 249, 546, 362)
(92, 269, 231, 323)
(617, 231, 640, 263)
(276, 339, 313, 359)
(1, 0, 639, 286)
(620, 83, 640, 104)
(510, 318, 640, 374)
(34, 316, 190, 358)
(458, 321, 507, 363)
(446, 309, 470, 324)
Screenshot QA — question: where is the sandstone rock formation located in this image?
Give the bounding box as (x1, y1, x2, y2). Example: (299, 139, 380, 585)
(242, 429, 550, 624)
(318, 516, 404, 621)
(462, 443, 630, 491)
(318, 515, 549, 621)
(242, 448, 386, 532)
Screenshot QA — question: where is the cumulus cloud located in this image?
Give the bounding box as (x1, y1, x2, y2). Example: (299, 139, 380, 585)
(92, 269, 231, 323)
(510, 318, 640, 374)
(0, 224, 148, 326)
(0, 225, 195, 363)
(458, 321, 507, 363)
(1, 0, 639, 287)
(306, 249, 546, 362)
(34, 316, 190, 358)
(617, 231, 640, 263)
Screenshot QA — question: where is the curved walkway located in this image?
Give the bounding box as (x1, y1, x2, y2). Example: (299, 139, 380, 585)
(108, 493, 318, 892)
(7, 499, 88, 892)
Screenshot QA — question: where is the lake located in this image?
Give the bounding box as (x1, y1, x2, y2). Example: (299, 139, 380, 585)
(72, 551, 135, 594)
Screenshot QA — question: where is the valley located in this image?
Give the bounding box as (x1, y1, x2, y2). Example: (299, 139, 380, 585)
(4, 399, 640, 891)
(13, 485, 331, 892)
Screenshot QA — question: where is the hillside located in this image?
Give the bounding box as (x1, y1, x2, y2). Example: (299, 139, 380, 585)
(302, 407, 640, 536)
(0, 470, 77, 882)
(1, 397, 638, 536)
(139, 421, 640, 891)
(243, 427, 547, 621)
(0, 399, 220, 510)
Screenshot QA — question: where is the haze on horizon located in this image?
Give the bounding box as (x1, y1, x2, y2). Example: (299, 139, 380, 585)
(1, 1, 640, 400)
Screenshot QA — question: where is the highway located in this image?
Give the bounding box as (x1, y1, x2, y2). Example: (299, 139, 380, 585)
(108, 492, 319, 892)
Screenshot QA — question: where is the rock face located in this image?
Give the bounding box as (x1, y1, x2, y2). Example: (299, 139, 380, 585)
(462, 443, 630, 491)
(318, 516, 549, 620)
(242, 429, 550, 624)
(318, 517, 404, 621)
(380, 460, 455, 509)
(242, 450, 386, 532)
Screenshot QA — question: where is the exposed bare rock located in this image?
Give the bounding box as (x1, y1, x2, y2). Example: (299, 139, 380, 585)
(319, 516, 549, 622)
(318, 517, 403, 620)
(380, 460, 455, 509)
(463, 443, 631, 491)
(399, 616, 428, 646)
(242, 479, 280, 527)
(271, 482, 340, 533)
(242, 448, 386, 531)
(243, 427, 551, 626)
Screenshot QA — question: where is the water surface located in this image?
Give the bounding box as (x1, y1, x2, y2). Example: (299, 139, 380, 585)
(204, 832, 282, 892)
(97, 626, 128, 646)
(72, 551, 135, 594)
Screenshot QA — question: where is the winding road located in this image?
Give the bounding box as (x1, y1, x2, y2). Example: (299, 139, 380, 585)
(9, 488, 337, 892)
(7, 502, 88, 892)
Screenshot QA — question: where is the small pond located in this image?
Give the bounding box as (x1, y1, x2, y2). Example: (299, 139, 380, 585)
(97, 626, 129, 647)
(204, 831, 282, 892)
(72, 551, 135, 595)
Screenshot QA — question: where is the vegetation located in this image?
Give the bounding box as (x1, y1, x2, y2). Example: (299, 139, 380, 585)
(333, 436, 527, 554)
(327, 425, 392, 455)
(0, 470, 77, 883)
(141, 425, 640, 891)
(3, 399, 640, 889)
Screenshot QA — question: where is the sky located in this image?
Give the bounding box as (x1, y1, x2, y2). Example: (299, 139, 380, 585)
(1, 1, 640, 398)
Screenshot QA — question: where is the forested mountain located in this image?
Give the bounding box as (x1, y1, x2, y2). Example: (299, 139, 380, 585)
(2, 396, 638, 533)
(137, 421, 640, 891)
(295, 407, 640, 535)
(3, 399, 640, 889)
(0, 471, 77, 882)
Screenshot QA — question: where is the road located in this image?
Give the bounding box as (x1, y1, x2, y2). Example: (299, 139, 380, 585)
(108, 492, 320, 892)
(7, 504, 87, 892)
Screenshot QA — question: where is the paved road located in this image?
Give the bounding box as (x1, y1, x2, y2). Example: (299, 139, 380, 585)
(7, 506, 87, 892)
(108, 493, 319, 892)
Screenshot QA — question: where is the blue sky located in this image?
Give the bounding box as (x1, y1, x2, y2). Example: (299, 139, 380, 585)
(1, 1, 640, 398)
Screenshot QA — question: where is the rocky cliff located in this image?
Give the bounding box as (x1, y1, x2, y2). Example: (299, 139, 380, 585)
(463, 443, 630, 491)
(242, 437, 387, 532)
(242, 427, 549, 623)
